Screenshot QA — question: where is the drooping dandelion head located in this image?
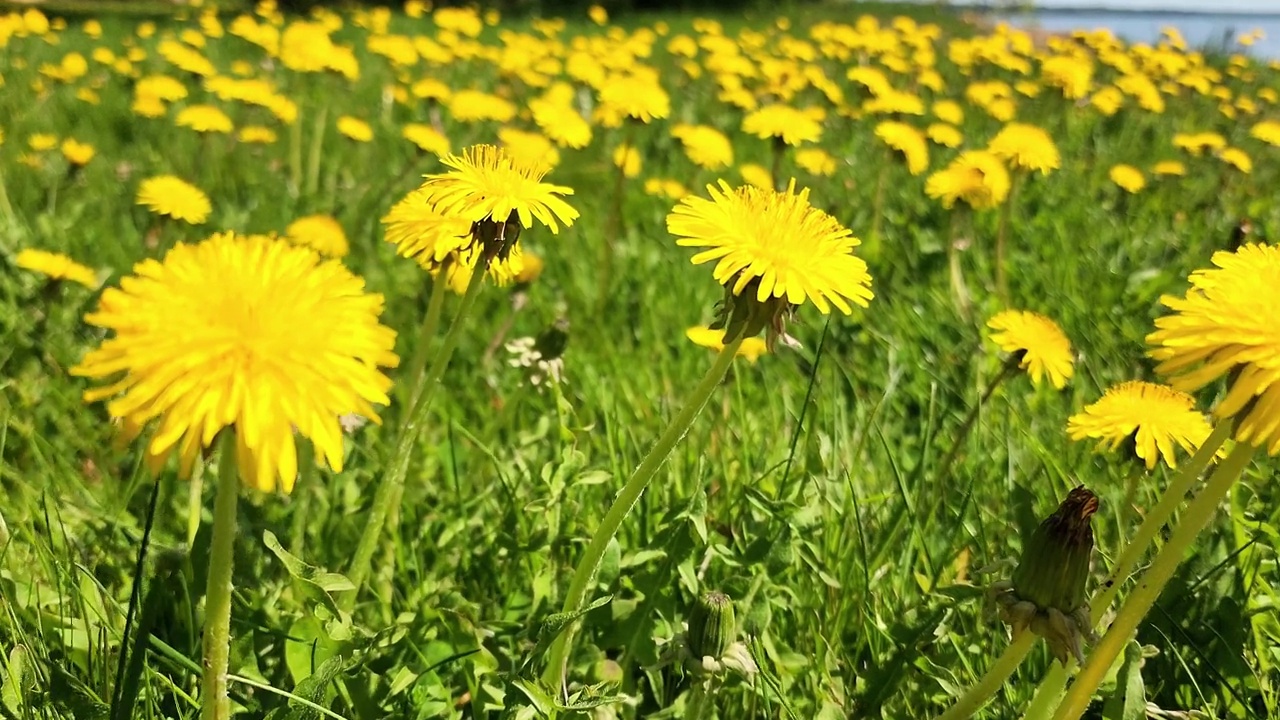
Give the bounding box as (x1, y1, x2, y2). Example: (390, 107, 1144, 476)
(987, 310, 1074, 390)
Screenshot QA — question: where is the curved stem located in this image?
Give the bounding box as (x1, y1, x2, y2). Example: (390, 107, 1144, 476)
(1020, 660, 1069, 720)
(686, 680, 717, 720)
(1052, 441, 1255, 720)
(934, 632, 1036, 720)
(345, 264, 487, 604)
(541, 337, 744, 694)
(201, 431, 240, 720)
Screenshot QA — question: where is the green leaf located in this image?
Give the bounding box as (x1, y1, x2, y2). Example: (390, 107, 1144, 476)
(1, 645, 28, 717)
(262, 530, 354, 617)
(510, 677, 557, 717)
(1102, 640, 1147, 720)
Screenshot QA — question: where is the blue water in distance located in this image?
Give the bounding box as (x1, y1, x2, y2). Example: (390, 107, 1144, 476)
(995, 10, 1280, 59)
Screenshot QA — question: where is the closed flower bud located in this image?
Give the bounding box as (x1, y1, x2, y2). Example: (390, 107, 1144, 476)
(993, 485, 1099, 664)
(688, 591, 736, 660)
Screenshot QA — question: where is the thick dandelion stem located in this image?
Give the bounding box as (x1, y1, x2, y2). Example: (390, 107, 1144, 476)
(289, 117, 303, 196)
(304, 105, 329, 198)
(541, 337, 745, 694)
(201, 432, 240, 720)
(947, 211, 971, 319)
(685, 680, 717, 720)
(1020, 660, 1070, 720)
(403, 261, 452, 412)
(769, 136, 787, 191)
(933, 632, 1037, 720)
(1051, 441, 1255, 720)
(346, 263, 487, 605)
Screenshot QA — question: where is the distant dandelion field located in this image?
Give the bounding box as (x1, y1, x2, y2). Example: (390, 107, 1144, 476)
(2, 3, 1280, 719)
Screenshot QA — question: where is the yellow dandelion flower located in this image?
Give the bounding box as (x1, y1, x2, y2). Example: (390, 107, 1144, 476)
(60, 138, 96, 166)
(499, 127, 559, 169)
(1147, 244, 1280, 454)
(874, 121, 929, 176)
(382, 189, 475, 268)
(337, 115, 373, 142)
(1109, 164, 1145, 193)
(987, 310, 1074, 390)
(672, 124, 734, 170)
(285, 214, 349, 258)
(926, 122, 963, 148)
(1172, 131, 1227, 156)
(176, 104, 234, 134)
(1217, 147, 1252, 173)
(609, 143, 639, 178)
(987, 122, 1060, 175)
(742, 104, 822, 146)
(1250, 120, 1280, 147)
(238, 125, 278, 144)
(403, 123, 450, 156)
(738, 163, 774, 190)
(1067, 381, 1213, 469)
(596, 73, 671, 126)
(669, 180, 874, 317)
(418, 144, 579, 234)
(1152, 160, 1186, 176)
(588, 4, 608, 25)
(71, 233, 399, 491)
(795, 148, 837, 177)
(926, 151, 1010, 209)
(448, 90, 516, 124)
(137, 175, 212, 224)
(644, 178, 690, 200)
(686, 326, 769, 363)
(933, 99, 964, 125)
(15, 248, 98, 288)
(29, 133, 58, 151)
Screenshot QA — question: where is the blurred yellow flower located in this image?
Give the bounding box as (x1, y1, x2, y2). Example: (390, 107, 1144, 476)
(738, 163, 774, 190)
(238, 125, 278, 144)
(926, 151, 1010, 209)
(613, 144, 642, 178)
(137, 175, 212, 224)
(596, 72, 671, 126)
(29, 133, 58, 151)
(448, 89, 516, 123)
(932, 99, 964, 125)
(742, 104, 822, 146)
(403, 123, 450, 156)
(286, 214, 349, 258)
(1250, 120, 1280, 146)
(926, 123, 963, 148)
(672, 124, 733, 170)
(60, 138, 96, 166)
(15, 249, 98, 289)
(1152, 160, 1186, 176)
(1217, 147, 1252, 173)
(987, 123, 1060, 175)
(337, 116, 373, 142)
(987, 310, 1074, 390)
(643, 178, 690, 200)
(795, 148, 837, 177)
(1109, 164, 1145, 193)
(686, 326, 769, 363)
(176, 104, 234, 134)
(875, 122, 929, 176)
(588, 5, 608, 25)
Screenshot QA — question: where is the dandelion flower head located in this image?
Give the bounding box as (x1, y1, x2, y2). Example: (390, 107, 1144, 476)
(1147, 244, 1280, 454)
(1109, 164, 1145, 193)
(742, 104, 823, 146)
(987, 310, 1074, 390)
(417, 144, 578, 234)
(686, 326, 770, 363)
(926, 151, 1010, 210)
(874, 121, 929, 175)
(285, 214, 349, 258)
(1067, 381, 1213, 469)
(16, 248, 98, 289)
(71, 232, 399, 492)
(137, 175, 212, 224)
(987, 122, 1060, 175)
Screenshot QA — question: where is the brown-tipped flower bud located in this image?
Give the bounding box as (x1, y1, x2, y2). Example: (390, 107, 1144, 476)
(993, 485, 1099, 664)
(688, 591, 736, 660)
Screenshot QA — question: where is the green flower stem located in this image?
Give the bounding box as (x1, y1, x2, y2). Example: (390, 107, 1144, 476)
(289, 116, 303, 195)
(868, 150, 889, 252)
(994, 173, 1022, 304)
(305, 105, 329, 198)
(1051, 440, 1255, 720)
(934, 632, 1037, 720)
(769, 136, 787, 191)
(1021, 420, 1233, 719)
(0, 167, 15, 226)
(685, 680, 717, 720)
(201, 432, 240, 720)
(403, 261, 451, 412)
(541, 336, 745, 693)
(345, 262, 487, 604)
(947, 210, 971, 319)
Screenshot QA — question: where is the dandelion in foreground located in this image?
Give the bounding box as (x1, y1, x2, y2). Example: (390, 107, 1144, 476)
(137, 175, 212, 224)
(72, 232, 397, 720)
(16, 249, 98, 289)
(1147, 243, 1280, 454)
(987, 310, 1074, 390)
(668, 179, 873, 344)
(1067, 381, 1213, 469)
(71, 232, 399, 491)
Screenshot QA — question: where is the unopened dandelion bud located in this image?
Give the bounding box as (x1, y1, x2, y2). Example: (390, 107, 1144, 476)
(994, 486, 1099, 664)
(688, 591, 736, 660)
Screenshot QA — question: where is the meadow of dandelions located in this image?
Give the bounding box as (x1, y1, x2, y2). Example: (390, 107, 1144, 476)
(1, 3, 1279, 719)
